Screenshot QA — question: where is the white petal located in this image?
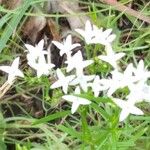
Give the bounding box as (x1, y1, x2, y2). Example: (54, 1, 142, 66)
(11, 57, 20, 68)
(62, 83, 69, 94)
(114, 53, 125, 60)
(75, 86, 80, 94)
(71, 102, 80, 114)
(66, 34, 72, 44)
(113, 98, 126, 108)
(16, 70, 24, 78)
(75, 29, 85, 37)
(52, 41, 64, 52)
(119, 109, 130, 122)
(0, 66, 11, 73)
(62, 95, 75, 102)
(107, 34, 116, 42)
(38, 39, 44, 51)
(50, 81, 62, 89)
(56, 69, 65, 79)
(130, 107, 144, 115)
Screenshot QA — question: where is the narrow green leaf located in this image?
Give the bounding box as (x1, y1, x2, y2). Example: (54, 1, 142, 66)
(0, 13, 12, 29)
(32, 110, 70, 125)
(57, 124, 82, 140)
(0, 0, 31, 52)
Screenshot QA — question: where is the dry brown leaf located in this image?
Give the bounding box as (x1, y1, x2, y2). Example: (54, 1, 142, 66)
(47, 19, 61, 41)
(50, 0, 89, 30)
(23, 15, 46, 43)
(101, 0, 150, 24)
(2, 0, 23, 9)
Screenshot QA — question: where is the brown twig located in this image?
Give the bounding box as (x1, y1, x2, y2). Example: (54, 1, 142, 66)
(100, 0, 150, 24)
(0, 81, 13, 100)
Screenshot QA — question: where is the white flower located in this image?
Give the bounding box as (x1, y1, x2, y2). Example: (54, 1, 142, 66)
(65, 51, 93, 76)
(70, 74, 95, 92)
(75, 20, 97, 45)
(0, 57, 24, 84)
(25, 39, 48, 63)
(50, 69, 75, 94)
(91, 28, 116, 45)
(62, 86, 91, 114)
(88, 75, 108, 97)
(98, 44, 125, 69)
(112, 98, 144, 122)
(75, 20, 116, 45)
(133, 60, 150, 82)
(28, 59, 55, 78)
(52, 34, 80, 57)
(127, 81, 150, 103)
(99, 64, 136, 96)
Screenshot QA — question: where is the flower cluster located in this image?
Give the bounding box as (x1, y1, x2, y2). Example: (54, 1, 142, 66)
(25, 39, 55, 77)
(0, 20, 150, 122)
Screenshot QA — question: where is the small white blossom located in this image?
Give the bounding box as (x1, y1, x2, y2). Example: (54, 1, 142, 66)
(99, 64, 136, 96)
(25, 39, 47, 63)
(88, 75, 108, 97)
(75, 20, 116, 45)
(91, 28, 116, 45)
(128, 81, 150, 103)
(70, 74, 95, 92)
(112, 98, 144, 122)
(133, 60, 150, 82)
(52, 34, 80, 57)
(62, 86, 91, 114)
(65, 51, 93, 76)
(98, 44, 125, 69)
(0, 57, 24, 84)
(75, 20, 97, 45)
(28, 59, 55, 78)
(50, 69, 75, 94)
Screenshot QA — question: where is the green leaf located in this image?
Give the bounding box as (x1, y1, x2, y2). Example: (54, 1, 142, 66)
(32, 110, 70, 125)
(0, 0, 31, 52)
(57, 124, 82, 140)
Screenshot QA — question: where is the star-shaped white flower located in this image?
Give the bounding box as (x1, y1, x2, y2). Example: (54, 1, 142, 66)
(75, 20, 116, 45)
(112, 98, 144, 122)
(62, 86, 91, 114)
(52, 34, 80, 57)
(65, 51, 93, 76)
(75, 20, 98, 45)
(99, 64, 137, 96)
(25, 39, 48, 63)
(91, 28, 116, 45)
(88, 75, 108, 97)
(98, 44, 125, 69)
(70, 74, 95, 92)
(50, 69, 75, 94)
(28, 59, 55, 78)
(0, 57, 24, 84)
(127, 81, 150, 103)
(133, 60, 150, 82)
